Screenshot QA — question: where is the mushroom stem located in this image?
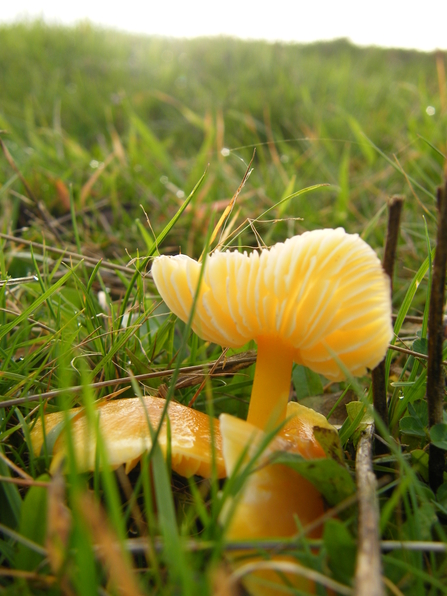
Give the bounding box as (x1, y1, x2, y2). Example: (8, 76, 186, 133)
(247, 337, 295, 430)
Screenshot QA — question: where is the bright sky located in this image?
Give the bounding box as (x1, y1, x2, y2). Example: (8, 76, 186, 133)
(2, 0, 446, 52)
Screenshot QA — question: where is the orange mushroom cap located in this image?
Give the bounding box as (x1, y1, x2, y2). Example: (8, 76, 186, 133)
(152, 228, 393, 428)
(30, 397, 225, 478)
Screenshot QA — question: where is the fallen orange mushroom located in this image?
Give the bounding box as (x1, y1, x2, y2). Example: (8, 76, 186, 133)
(30, 396, 226, 478)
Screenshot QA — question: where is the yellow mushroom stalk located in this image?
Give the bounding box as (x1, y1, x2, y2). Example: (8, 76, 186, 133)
(152, 228, 393, 430)
(30, 397, 226, 478)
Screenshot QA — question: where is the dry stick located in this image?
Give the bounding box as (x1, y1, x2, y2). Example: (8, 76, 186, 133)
(427, 179, 447, 491)
(354, 197, 403, 596)
(354, 425, 384, 596)
(0, 351, 257, 408)
(389, 343, 447, 364)
(372, 195, 404, 439)
(0, 232, 132, 275)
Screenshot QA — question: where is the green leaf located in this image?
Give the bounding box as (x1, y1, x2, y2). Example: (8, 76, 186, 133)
(408, 401, 428, 426)
(339, 401, 373, 446)
(272, 451, 356, 508)
(399, 401, 429, 438)
(399, 416, 427, 438)
(430, 423, 447, 450)
(292, 364, 324, 399)
(323, 519, 356, 585)
(412, 338, 429, 356)
(345, 401, 373, 426)
(15, 474, 50, 571)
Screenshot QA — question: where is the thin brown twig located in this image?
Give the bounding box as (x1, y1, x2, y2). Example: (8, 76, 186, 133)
(207, 149, 256, 258)
(104, 536, 447, 556)
(427, 179, 447, 491)
(388, 342, 447, 364)
(0, 351, 257, 408)
(372, 196, 404, 437)
(187, 348, 229, 406)
(0, 568, 55, 582)
(0, 450, 33, 480)
(392, 314, 424, 324)
(382, 196, 404, 292)
(0, 476, 50, 487)
(0, 232, 134, 275)
(354, 425, 385, 596)
(0, 306, 56, 333)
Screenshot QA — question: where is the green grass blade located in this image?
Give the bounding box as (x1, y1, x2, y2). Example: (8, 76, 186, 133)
(0, 264, 80, 341)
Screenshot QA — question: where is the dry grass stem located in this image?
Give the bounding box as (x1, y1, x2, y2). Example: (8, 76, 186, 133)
(372, 195, 404, 437)
(427, 178, 447, 490)
(354, 425, 384, 596)
(1, 351, 257, 408)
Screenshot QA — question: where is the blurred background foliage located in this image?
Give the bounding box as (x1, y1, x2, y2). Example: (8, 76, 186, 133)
(0, 22, 445, 260)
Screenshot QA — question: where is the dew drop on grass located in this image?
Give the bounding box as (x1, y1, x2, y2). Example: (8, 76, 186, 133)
(426, 106, 435, 116)
(221, 147, 230, 157)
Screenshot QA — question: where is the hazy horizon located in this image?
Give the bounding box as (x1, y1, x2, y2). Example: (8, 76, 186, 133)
(2, 1, 446, 53)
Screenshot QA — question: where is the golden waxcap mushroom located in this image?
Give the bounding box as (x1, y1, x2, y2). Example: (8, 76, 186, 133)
(30, 397, 225, 478)
(152, 228, 393, 429)
(219, 403, 336, 596)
